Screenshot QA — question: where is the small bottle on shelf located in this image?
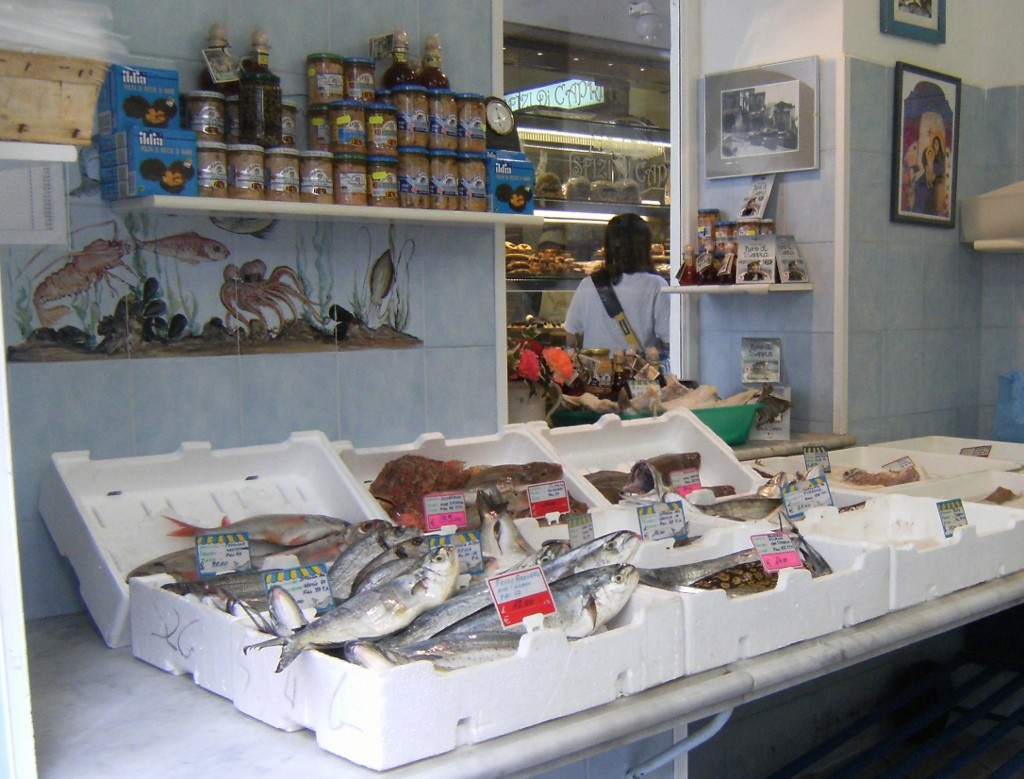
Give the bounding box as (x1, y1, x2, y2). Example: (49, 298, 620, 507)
(416, 34, 450, 88)
(382, 29, 417, 89)
(676, 244, 698, 285)
(199, 23, 240, 96)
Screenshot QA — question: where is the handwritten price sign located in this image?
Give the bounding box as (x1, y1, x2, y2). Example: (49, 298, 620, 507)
(527, 480, 571, 517)
(936, 498, 969, 538)
(486, 565, 556, 628)
(195, 532, 252, 577)
(751, 532, 803, 572)
(423, 491, 468, 530)
(264, 564, 332, 611)
(428, 530, 484, 575)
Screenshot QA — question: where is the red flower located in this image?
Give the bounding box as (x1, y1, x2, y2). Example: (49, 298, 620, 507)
(543, 347, 574, 385)
(514, 348, 542, 381)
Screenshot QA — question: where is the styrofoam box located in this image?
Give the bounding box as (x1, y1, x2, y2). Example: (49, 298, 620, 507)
(800, 494, 1024, 611)
(39, 430, 381, 649)
(130, 568, 685, 771)
(635, 527, 889, 676)
(879, 469, 1024, 503)
(750, 446, 1020, 493)
(871, 436, 1024, 469)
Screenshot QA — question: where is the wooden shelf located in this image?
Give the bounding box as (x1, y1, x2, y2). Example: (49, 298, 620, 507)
(662, 283, 812, 295)
(110, 195, 545, 227)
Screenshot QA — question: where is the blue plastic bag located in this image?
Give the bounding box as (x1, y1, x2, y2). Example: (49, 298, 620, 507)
(993, 371, 1024, 442)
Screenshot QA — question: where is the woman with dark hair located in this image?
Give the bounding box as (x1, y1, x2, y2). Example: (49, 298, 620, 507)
(564, 212, 670, 355)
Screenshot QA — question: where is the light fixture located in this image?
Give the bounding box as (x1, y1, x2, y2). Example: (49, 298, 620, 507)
(628, 1, 663, 43)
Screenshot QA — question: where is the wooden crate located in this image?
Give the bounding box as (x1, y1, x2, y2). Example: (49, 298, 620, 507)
(0, 50, 107, 146)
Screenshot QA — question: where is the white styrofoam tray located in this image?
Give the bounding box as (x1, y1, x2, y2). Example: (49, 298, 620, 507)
(40, 430, 380, 648)
(749, 446, 1020, 493)
(526, 409, 765, 499)
(635, 526, 889, 676)
(854, 468, 1024, 503)
(130, 569, 686, 771)
(800, 494, 1024, 610)
(870, 436, 1024, 469)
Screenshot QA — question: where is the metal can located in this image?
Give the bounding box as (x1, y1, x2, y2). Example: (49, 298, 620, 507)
(306, 52, 345, 106)
(365, 102, 398, 157)
(457, 151, 487, 211)
(280, 100, 298, 148)
(196, 141, 228, 198)
(736, 217, 760, 237)
(328, 99, 365, 154)
(397, 146, 430, 209)
(306, 104, 330, 152)
(333, 153, 367, 206)
(225, 95, 240, 144)
(184, 90, 225, 142)
(391, 84, 429, 147)
(227, 143, 264, 199)
(344, 56, 376, 102)
(455, 92, 486, 153)
(426, 88, 458, 151)
(367, 155, 399, 207)
(264, 147, 300, 202)
(300, 150, 333, 204)
(429, 148, 459, 210)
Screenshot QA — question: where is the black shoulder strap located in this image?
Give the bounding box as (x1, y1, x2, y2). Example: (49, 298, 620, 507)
(590, 271, 642, 348)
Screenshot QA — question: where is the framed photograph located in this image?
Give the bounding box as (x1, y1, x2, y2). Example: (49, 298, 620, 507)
(704, 57, 819, 180)
(881, 0, 946, 44)
(890, 61, 961, 228)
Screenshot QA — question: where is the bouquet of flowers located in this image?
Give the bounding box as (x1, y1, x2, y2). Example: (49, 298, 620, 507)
(507, 326, 575, 399)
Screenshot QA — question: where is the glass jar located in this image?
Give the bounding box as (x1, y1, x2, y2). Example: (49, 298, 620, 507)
(758, 218, 775, 235)
(697, 208, 720, 243)
(333, 153, 367, 206)
(367, 154, 399, 207)
(239, 71, 282, 147)
(457, 151, 487, 211)
(306, 52, 344, 106)
(455, 92, 486, 153)
(426, 88, 458, 151)
(716, 220, 737, 254)
(306, 103, 330, 152)
(391, 84, 428, 147)
(264, 147, 300, 202)
(736, 217, 760, 237)
(225, 95, 240, 144)
(344, 56, 376, 102)
(184, 90, 225, 142)
(397, 145, 430, 209)
(328, 99, 365, 154)
(300, 150, 333, 204)
(280, 99, 298, 148)
(196, 141, 228, 197)
(227, 143, 264, 199)
(365, 102, 398, 157)
(429, 148, 458, 210)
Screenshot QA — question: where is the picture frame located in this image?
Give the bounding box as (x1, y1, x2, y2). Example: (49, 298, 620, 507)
(703, 57, 819, 180)
(890, 61, 961, 228)
(880, 0, 946, 44)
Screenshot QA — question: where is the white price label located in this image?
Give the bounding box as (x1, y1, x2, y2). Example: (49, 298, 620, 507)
(959, 445, 992, 458)
(428, 530, 484, 575)
(636, 500, 687, 541)
(566, 512, 595, 548)
(802, 445, 832, 474)
(781, 476, 834, 520)
(884, 456, 916, 471)
(936, 498, 969, 538)
(195, 532, 252, 577)
(486, 566, 556, 628)
(264, 564, 333, 612)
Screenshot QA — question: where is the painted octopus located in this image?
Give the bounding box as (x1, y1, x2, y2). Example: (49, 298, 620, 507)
(219, 258, 318, 334)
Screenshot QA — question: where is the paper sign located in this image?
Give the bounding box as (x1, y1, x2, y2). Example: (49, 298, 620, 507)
(636, 500, 687, 541)
(566, 512, 595, 548)
(781, 476, 834, 521)
(195, 532, 252, 577)
(802, 445, 832, 474)
(428, 530, 484, 575)
(741, 337, 782, 383)
(669, 467, 702, 497)
(263, 564, 333, 611)
(936, 498, 969, 538)
(883, 456, 916, 471)
(527, 480, 571, 517)
(776, 235, 809, 284)
(735, 235, 777, 284)
(628, 378, 659, 399)
(959, 445, 992, 458)
(423, 491, 468, 531)
(486, 565, 556, 628)
(751, 532, 803, 572)
(738, 173, 775, 218)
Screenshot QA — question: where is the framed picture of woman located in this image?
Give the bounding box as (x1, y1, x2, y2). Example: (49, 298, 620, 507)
(890, 61, 961, 228)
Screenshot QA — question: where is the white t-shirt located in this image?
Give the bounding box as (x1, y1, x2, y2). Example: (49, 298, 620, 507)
(564, 272, 670, 352)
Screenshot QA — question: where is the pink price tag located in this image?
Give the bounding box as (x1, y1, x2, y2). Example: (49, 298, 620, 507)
(751, 532, 803, 572)
(527, 480, 571, 517)
(669, 467, 702, 497)
(486, 565, 556, 628)
(422, 491, 468, 531)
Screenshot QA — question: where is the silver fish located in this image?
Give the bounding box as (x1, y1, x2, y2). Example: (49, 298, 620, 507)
(351, 555, 422, 596)
(351, 536, 429, 593)
(477, 487, 536, 572)
(247, 546, 460, 672)
(267, 585, 309, 636)
(688, 495, 783, 522)
(442, 564, 640, 639)
(345, 631, 524, 671)
(327, 521, 418, 601)
(639, 548, 761, 591)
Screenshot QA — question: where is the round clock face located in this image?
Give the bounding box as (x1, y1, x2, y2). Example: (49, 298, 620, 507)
(485, 98, 515, 135)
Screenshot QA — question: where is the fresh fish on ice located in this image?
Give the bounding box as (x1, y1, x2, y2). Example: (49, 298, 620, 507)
(345, 631, 524, 671)
(327, 521, 420, 601)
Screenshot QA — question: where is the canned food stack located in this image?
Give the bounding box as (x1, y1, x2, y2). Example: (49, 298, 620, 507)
(689, 207, 776, 285)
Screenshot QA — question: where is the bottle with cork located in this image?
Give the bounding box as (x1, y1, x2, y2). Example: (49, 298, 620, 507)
(199, 23, 240, 95)
(676, 244, 698, 286)
(416, 34, 450, 88)
(382, 29, 417, 89)
(239, 29, 282, 147)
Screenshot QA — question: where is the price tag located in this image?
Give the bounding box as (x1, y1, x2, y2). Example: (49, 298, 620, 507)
(263, 564, 332, 612)
(195, 532, 252, 577)
(781, 476, 834, 521)
(566, 512, 595, 548)
(428, 530, 484, 575)
(527, 480, 571, 517)
(486, 565, 556, 628)
(668, 466, 702, 497)
(636, 500, 688, 542)
(628, 379, 658, 399)
(959, 445, 992, 458)
(802, 445, 831, 474)
(751, 532, 803, 572)
(423, 491, 468, 531)
(883, 455, 916, 471)
(936, 498, 969, 538)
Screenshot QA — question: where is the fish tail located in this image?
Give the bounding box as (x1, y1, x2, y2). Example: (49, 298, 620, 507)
(243, 635, 285, 655)
(275, 639, 306, 673)
(164, 515, 229, 536)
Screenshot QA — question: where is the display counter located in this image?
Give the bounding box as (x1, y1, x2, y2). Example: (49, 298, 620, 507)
(733, 431, 857, 461)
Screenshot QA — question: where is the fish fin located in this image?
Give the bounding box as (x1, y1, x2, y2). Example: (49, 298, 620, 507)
(275, 639, 305, 673)
(243, 635, 285, 654)
(164, 515, 230, 536)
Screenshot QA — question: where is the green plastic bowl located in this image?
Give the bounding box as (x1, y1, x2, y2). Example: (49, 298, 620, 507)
(691, 404, 761, 446)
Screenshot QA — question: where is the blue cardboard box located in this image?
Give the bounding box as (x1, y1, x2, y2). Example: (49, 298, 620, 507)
(97, 64, 181, 135)
(487, 151, 535, 215)
(98, 128, 197, 199)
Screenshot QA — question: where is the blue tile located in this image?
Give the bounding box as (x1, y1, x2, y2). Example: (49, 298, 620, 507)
(800, 241, 835, 333)
(417, 226, 496, 347)
(847, 243, 889, 333)
(987, 87, 1018, 169)
(238, 352, 340, 444)
(818, 58, 837, 154)
(954, 327, 981, 408)
(979, 328, 1016, 405)
(881, 329, 925, 417)
(848, 331, 883, 424)
(849, 59, 891, 154)
(423, 345, 498, 437)
(227, 0, 331, 80)
(416, 0, 495, 96)
(337, 347, 426, 446)
(921, 244, 959, 330)
(18, 521, 84, 620)
(981, 255, 1016, 327)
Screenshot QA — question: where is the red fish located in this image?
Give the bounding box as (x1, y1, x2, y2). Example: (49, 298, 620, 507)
(136, 231, 231, 264)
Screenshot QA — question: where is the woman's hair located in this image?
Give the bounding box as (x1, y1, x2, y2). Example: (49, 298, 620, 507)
(603, 212, 654, 283)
